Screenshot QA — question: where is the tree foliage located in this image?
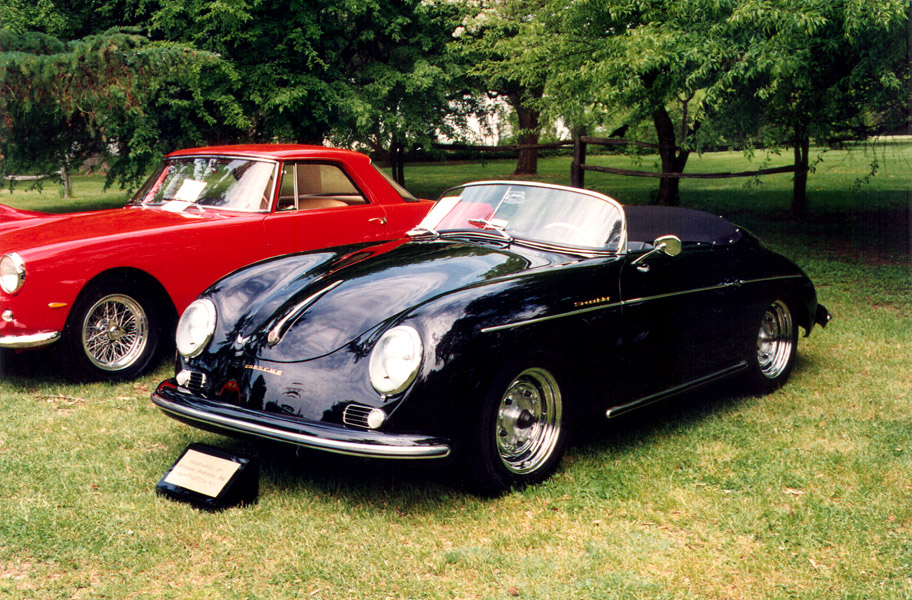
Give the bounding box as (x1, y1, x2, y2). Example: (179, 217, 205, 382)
(0, 28, 245, 191)
(718, 0, 911, 215)
(509, 0, 738, 204)
(2, 0, 908, 208)
(3, 0, 462, 189)
(449, 0, 552, 175)
(319, 0, 461, 162)
(489, 0, 910, 209)
(148, 0, 461, 159)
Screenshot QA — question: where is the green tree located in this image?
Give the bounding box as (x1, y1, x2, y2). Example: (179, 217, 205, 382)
(526, 0, 909, 210)
(4, 1, 461, 186)
(450, 0, 551, 175)
(148, 0, 460, 182)
(320, 0, 461, 174)
(0, 0, 68, 36)
(0, 28, 245, 194)
(721, 0, 911, 216)
(529, 0, 737, 205)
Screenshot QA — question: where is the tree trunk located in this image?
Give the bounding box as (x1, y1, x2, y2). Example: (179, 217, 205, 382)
(510, 94, 541, 175)
(652, 106, 689, 206)
(791, 134, 810, 217)
(392, 138, 405, 186)
(60, 163, 72, 199)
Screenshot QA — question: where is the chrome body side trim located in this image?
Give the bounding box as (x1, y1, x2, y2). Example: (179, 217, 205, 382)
(740, 274, 803, 285)
(0, 331, 61, 349)
(621, 282, 736, 307)
(605, 361, 748, 418)
(152, 389, 451, 460)
(481, 301, 623, 333)
(481, 274, 806, 333)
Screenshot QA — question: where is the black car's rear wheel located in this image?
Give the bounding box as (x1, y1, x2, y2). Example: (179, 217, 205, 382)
(61, 281, 164, 381)
(467, 358, 569, 495)
(747, 299, 798, 393)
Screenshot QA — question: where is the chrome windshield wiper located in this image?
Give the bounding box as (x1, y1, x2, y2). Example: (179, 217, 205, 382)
(406, 225, 439, 239)
(466, 218, 513, 241)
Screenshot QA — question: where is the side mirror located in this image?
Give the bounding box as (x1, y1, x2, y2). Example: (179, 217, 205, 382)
(654, 234, 682, 257)
(631, 234, 682, 272)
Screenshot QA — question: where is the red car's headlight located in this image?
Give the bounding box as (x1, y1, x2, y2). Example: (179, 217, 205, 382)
(0, 253, 26, 295)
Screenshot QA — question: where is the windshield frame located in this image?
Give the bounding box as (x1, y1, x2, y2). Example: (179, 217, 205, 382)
(418, 181, 627, 256)
(129, 155, 280, 213)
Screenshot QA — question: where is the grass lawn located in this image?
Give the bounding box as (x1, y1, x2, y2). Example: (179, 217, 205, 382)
(0, 141, 909, 599)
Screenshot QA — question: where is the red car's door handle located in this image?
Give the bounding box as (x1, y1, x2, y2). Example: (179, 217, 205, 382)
(369, 217, 388, 225)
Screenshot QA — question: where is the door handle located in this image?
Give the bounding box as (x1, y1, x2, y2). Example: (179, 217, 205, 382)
(369, 217, 388, 225)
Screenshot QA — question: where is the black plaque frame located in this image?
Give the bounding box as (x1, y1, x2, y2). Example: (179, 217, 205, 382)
(156, 443, 259, 510)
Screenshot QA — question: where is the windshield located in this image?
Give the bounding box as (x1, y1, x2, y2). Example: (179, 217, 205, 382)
(416, 182, 625, 252)
(131, 157, 277, 212)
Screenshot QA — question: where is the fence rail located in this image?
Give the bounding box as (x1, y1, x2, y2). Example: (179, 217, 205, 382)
(425, 135, 797, 190)
(570, 135, 796, 188)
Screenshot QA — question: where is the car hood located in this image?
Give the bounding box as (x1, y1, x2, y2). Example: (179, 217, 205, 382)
(220, 239, 548, 363)
(0, 204, 47, 225)
(0, 204, 234, 250)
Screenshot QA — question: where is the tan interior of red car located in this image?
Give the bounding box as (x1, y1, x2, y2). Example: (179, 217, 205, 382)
(277, 163, 366, 211)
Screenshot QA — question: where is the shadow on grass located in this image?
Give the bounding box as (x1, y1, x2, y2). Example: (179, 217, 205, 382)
(178, 377, 770, 507)
(0, 346, 67, 383)
(207, 436, 467, 509)
(570, 377, 754, 459)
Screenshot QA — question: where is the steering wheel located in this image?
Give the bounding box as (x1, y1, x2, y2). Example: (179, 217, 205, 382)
(544, 222, 600, 247)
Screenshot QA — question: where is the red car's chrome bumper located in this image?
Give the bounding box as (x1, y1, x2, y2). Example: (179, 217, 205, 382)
(0, 330, 60, 349)
(152, 380, 452, 460)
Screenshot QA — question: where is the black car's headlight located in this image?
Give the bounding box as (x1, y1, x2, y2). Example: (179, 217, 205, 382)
(369, 325, 423, 395)
(176, 299, 217, 358)
(0, 253, 26, 294)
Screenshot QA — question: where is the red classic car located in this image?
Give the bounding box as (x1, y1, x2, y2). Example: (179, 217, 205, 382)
(0, 145, 432, 380)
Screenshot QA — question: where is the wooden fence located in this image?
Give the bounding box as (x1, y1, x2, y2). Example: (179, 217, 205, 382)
(425, 135, 796, 189)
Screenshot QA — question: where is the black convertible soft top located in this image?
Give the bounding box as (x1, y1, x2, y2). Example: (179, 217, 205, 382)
(624, 205, 741, 246)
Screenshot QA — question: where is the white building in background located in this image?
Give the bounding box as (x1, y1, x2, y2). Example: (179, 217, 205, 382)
(438, 96, 511, 145)
(441, 96, 571, 146)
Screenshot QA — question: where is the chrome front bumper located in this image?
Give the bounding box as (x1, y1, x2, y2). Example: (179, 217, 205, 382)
(0, 331, 61, 349)
(152, 380, 452, 460)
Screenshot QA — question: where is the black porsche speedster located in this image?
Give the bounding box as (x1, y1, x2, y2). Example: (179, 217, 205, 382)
(153, 181, 830, 494)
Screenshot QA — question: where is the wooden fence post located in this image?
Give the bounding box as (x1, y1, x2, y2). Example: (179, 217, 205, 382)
(571, 130, 586, 189)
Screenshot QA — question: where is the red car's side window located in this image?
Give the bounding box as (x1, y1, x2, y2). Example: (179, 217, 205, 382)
(276, 163, 369, 211)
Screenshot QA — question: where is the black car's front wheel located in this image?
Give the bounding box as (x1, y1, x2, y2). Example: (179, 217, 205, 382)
(467, 358, 569, 495)
(747, 299, 798, 394)
(60, 281, 165, 381)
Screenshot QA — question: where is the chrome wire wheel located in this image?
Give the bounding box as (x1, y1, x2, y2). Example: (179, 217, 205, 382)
(495, 367, 563, 475)
(756, 300, 795, 380)
(81, 294, 150, 371)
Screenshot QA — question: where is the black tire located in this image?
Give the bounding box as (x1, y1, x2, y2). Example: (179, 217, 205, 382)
(60, 281, 164, 381)
(746, 299, 799, 394)
(465, 357, 570, 495)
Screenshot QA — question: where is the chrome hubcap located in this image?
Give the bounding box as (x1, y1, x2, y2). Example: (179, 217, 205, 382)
(81, 294, 149, 371)
(495, 367, 562, 475)
(756, 300, 794, 380)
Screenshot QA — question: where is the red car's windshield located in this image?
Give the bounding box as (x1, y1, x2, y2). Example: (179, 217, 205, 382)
(131, 157, 277, 212)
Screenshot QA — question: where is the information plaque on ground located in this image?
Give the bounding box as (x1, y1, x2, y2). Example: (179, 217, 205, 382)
(156, 443, 259, 510)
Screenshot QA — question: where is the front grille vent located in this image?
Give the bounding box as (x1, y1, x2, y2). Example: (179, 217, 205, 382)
(187, 371, 207, 390)
(342, 404, 373, 429)
(177, 369, 207, 391)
